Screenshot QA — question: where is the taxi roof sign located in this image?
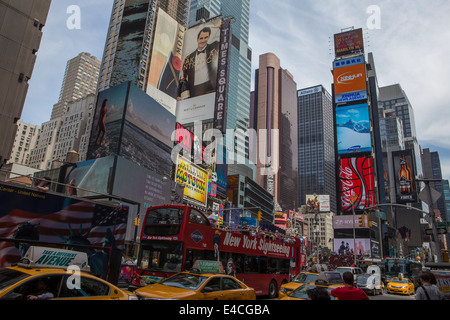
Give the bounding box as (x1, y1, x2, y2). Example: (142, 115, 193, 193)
(18, 246, 90, 272)
(191, 260, 224, 274)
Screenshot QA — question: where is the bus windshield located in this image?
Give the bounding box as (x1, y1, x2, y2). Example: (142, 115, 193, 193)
(144, 207, 185, 236)
(385, 259, 407, 275)
(139, 242, 184, 273)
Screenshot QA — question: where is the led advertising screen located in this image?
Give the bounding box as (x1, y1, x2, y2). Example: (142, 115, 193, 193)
(87, 82, 129, 160)
(392, 149, 417, 204)
(176, 17, 222, 125)
(122, 83, 176, 176)
(334, 28, 364, 58)
(146, 8, 185, 115)
(336, 103, 372, 155)
(110, 0, 150, 87)
(333, 56, 367, 103)
(112, 156, 173, 211)
(339, 157, 377, 212)
(334, 238, 378, 258)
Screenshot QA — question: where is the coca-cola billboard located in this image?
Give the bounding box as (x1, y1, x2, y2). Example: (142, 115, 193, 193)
(339, 157, 377, 212)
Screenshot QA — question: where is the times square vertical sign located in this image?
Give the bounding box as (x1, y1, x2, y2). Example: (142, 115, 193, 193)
(214, 19, 233, 133)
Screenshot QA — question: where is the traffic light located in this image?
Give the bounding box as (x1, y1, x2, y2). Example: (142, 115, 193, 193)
(257, 211, 262, 222)
(134, 217, 141, 227)
(358, 214, 366, 227)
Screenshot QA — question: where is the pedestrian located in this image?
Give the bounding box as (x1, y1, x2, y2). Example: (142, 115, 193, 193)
(330, 271, 370, 300)
(307, 287, 331, 300)
(36, 177, 52, 192)
(415, 271, 445, 300)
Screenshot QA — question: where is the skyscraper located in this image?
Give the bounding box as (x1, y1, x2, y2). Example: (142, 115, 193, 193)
(51, 52, 101, 120)
(253, 53, 298, 211)
(0, 0, 51, 164)
(378, 84, 423, 177)
(297, 85, 336, 213)
(421, 148, 447, 222)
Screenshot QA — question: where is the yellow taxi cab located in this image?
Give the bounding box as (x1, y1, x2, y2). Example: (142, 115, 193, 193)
(386, 277, 415, 295)
(134, 260, 256, 300)
(279, 271, 344, 300)
(0, 246, 137, 300)
(279, 271, 319, 297)
(279, 284, 341, 300)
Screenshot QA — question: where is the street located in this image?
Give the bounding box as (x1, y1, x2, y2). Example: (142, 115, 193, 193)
(370, 291, 415, 301)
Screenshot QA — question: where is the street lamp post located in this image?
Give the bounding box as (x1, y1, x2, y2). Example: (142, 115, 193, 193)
(350, 196, 358, 266)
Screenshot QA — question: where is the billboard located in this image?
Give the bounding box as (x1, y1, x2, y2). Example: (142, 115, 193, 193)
(339, 157, 377, 212)
(176, 17, 223, 126)
(336, 103, 372, 155)
(392, 150, 417, 204)
(146, 8, 185, 115)
(305, 195, 330, 212)
(87, 82, 129, 160)
(175, 156, 208, 207)
(334, 28, 364, 58)
(334, 238, 379, 258)
(333, 56, 367, 103)
(110, 0, 150, 87)
(214, 19, 232, 133)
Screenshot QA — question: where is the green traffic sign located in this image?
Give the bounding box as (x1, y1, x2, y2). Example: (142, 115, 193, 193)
(437, 222, 450, 227)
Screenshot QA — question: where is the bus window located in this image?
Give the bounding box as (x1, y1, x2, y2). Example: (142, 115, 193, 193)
(144, 207, 185, 236)
(140, 242, 184, 273)
(189, 209, 209, 225)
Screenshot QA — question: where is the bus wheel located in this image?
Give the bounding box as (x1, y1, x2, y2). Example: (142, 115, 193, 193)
(268, 280, 278, 299)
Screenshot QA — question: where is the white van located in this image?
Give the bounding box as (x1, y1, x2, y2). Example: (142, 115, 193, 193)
(335, 266, 364, 282)
(356, 265, 383, 295)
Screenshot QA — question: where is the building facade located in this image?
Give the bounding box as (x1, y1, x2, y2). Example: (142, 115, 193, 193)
(29, 94, 96, 169)
(304, 212, 334, 251)
(297, 85, 336, 213)
(7, 121, 40, 166)
(253, 53, 298, 212)
(0, 0, 51, 164)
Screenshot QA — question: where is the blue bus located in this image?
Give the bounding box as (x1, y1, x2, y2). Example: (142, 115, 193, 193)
(384, 258, 422, 287)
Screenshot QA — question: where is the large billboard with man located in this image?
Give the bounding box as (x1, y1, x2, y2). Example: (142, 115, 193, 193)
(176, 17, 225, 127)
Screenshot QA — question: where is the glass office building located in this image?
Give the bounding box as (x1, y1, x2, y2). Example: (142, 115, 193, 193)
(297, 85, 337, 213)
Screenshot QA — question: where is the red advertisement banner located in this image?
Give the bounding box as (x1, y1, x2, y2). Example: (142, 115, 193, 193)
(339, 157, 377, 212)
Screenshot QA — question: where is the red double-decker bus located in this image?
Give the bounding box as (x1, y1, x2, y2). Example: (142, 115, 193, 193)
(131, 205, 303, 298)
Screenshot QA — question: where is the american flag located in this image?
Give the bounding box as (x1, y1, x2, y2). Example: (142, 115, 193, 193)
(0, 186, 128, 268)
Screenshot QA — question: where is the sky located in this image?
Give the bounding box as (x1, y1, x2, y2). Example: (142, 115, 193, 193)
(21, 0, 450, 181)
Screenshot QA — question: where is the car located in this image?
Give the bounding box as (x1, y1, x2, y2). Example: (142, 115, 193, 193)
(279, 284, 342, 300)
(0, 247, 137, 300)
(279, 271, 320, 297)
(386, 277, 415, 295)
(134, 261, 256, 300)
